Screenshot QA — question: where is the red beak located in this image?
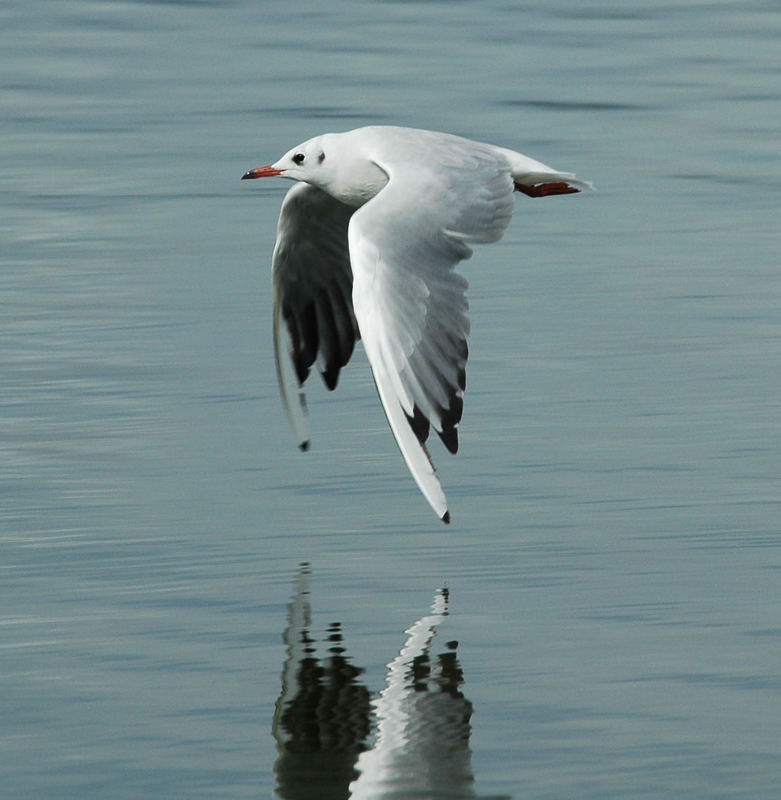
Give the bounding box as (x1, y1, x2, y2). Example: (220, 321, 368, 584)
(241, 165, 283, 180)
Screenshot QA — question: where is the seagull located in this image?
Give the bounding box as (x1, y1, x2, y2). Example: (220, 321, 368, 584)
(242, 126, 590, 523)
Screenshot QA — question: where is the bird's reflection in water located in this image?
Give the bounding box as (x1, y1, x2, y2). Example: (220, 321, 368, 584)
(273, 563, 510, 800)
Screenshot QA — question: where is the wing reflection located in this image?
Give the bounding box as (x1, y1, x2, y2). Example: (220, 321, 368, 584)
(349, 587, 486, 800)
(273, 564, 510, 800)
(273, 563, 371, 799)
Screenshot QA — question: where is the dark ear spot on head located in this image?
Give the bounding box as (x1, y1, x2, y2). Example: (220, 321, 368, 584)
(318, 152, 325, 163)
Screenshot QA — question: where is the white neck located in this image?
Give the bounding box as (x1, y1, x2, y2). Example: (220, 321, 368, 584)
(315, 133, 390, 207)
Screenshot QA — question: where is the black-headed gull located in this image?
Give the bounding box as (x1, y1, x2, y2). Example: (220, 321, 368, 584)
(243, 126, 590, 523)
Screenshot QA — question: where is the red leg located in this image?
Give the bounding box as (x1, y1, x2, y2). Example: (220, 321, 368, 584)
(515, 181, 580, 197)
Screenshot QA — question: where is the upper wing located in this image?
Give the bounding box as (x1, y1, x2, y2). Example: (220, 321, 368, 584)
(348, 148, 515, 522)
(271, 182, 358, 449)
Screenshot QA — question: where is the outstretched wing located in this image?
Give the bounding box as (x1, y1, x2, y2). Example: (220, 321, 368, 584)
(348, 145, 515, 522)
(271, 182, 358, 449)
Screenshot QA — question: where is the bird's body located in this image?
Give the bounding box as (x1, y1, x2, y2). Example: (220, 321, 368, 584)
(243, 126, 590, 523)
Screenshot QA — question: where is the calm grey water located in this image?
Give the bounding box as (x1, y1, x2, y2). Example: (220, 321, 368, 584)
(3, 0, 781, 797)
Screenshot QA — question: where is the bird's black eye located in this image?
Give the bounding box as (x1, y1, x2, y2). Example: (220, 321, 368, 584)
(292, 152, 305, 165)
(318, 151, 325, 164)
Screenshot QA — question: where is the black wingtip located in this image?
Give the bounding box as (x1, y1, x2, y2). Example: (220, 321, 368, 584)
(299, 440, 310, 452)
(441, 510, 451, 525)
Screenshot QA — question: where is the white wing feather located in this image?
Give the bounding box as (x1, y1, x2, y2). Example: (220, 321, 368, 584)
(348, 140, 516, 522)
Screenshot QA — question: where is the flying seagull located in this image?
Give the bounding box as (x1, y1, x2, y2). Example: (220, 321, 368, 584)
(243, 126, 589, 523)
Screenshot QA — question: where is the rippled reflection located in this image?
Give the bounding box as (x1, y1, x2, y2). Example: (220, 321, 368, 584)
(273, 564, 510, 799)
(273, 563, 371, 799)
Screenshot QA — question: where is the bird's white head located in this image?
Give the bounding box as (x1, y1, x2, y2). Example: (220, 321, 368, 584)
(242, 135, 329, 184)
(242, 131, 389, 207)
